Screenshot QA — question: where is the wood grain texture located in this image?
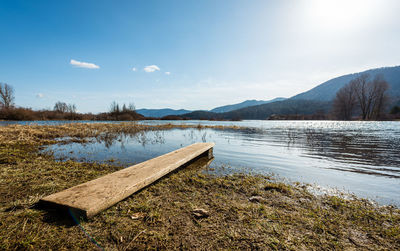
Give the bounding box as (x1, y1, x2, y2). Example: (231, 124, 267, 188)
(40, 142, 215, 218)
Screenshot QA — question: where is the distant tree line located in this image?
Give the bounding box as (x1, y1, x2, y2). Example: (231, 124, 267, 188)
(99, 101, 139, 120)
(1, 80, 399, 121)
(0, 82, 144, 121)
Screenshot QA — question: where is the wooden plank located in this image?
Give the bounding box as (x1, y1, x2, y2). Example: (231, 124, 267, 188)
(40, 142, 215, 218)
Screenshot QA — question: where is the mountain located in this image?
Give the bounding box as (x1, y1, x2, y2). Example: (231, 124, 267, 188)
(181, 110, 220, 120)
(210, 98, 286, 113)
(183, 66, 400, 120)
(136, 108, 192, 118)
(182, 99, 331, 120)
(221, 99, 331, 120)
(140, 66, 400, 120)
(291, 66, 400, 101)
(136, 98, 286, 117)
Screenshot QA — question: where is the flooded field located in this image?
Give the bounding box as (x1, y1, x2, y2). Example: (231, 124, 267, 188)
(40, 120, 400, 206)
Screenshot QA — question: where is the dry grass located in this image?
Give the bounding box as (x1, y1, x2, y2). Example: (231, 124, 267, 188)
(0, 123, 399, 250)
(0, 122, 245, 145)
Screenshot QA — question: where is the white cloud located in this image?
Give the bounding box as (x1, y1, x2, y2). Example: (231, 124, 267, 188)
(70, 59, 100, 69)
(132, 67, 137, 71)
(36, 93, 44, 98)
(165, 72, 171, 75)
(144, 65, 160, 72)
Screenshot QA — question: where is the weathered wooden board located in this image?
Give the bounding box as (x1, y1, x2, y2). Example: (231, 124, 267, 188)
(40, 142, 215, 218)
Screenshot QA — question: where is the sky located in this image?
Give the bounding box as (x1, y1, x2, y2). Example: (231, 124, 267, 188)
(1, 0, 400, 113)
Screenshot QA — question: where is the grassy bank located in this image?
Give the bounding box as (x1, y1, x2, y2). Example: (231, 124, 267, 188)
(0, 123, 399, 250)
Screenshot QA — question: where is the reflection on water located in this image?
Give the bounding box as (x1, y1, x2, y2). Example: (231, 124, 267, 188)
(44, 121, 400, 206)
(279, 128, 400, 178)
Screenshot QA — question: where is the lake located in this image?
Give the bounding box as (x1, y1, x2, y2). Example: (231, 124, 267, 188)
(3, 120, 400, 206)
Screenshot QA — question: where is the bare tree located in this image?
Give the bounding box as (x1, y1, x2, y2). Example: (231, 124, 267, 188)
(65, 104, 77, 120)
(128, 102, 135, 111)
(348, 74, 371, 120)
(0, 83, 15, 109)
(333, 83, 357, 120)
(110, 101, 120, 114)
(54, 101, 68, 113)
(67, 104, 77, 114)
(334, 74, 390, 120)
(109, 101, 135, 114)
(369, 74, 390, 119)
(351, 74, 390, 120)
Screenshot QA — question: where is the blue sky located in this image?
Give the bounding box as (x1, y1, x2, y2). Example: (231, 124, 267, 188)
(1, 0, 400, 112)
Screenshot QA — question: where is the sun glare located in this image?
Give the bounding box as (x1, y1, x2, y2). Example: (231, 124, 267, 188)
(303, 0, 379, 32)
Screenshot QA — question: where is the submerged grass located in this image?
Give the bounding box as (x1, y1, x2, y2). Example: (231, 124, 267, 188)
(0, 123, 399, 250)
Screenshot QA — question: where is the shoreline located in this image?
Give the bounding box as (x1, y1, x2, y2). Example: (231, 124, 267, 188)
(1, 117, 400, 123)
(0, 123, 399, 249)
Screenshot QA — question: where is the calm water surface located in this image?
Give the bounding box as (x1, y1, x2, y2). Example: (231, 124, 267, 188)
(5, 120, 399, 206)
